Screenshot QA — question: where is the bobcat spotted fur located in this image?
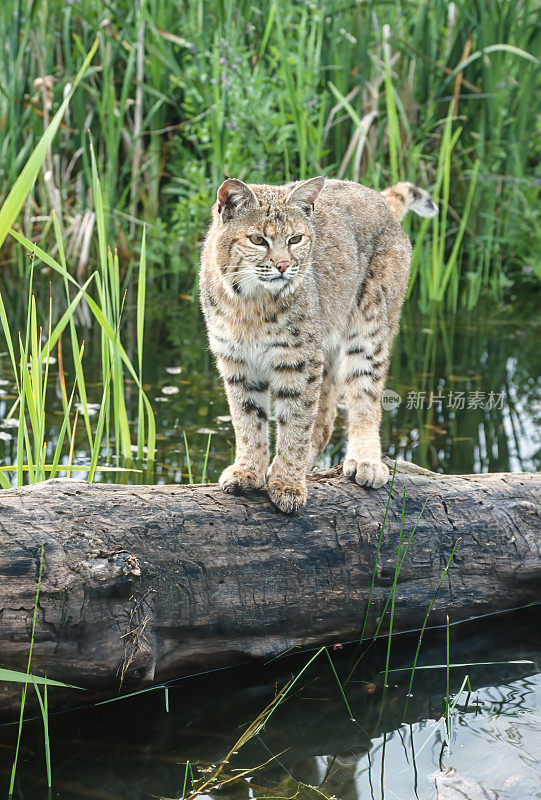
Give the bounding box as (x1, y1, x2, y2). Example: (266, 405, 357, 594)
(200, 177, 437, 513)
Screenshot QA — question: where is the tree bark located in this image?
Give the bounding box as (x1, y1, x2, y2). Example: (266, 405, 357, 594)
(0, 462, 539, 713)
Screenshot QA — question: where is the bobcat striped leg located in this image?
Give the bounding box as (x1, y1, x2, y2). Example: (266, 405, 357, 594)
(342, 308, 390, 489)
(307, 354, 339, 470)
(217, 356, 270, 494)
(342, 242, 409, 489)
(267, 351, 323, 513)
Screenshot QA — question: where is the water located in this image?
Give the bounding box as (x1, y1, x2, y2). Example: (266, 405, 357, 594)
(1, 609, 539, 799)
(135, 295, 541, 481)
(0, 293, 538, 483)
(0, 292, 539, 798)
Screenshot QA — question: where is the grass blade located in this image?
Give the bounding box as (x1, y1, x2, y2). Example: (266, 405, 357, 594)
(9, 545, 45, 795)
(0, 38, 99, 250)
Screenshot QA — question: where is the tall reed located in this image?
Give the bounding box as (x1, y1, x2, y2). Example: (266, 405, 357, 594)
(0, 0, 538, 308)
(0, 39, 155, 485)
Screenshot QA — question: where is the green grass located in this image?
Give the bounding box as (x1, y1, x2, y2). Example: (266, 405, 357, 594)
(402, 538, 462, 720)
(0, 0, 539, 309)
(2, 560, 83, 794)
(345, 484, 428, 683)
(0, 39, 156, 486)
(8, 545, 44, 795)
(3, 546, 84, 794)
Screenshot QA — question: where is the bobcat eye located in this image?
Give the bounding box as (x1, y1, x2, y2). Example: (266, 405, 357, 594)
(248, 234, 266, 246)
(288, 234, 303, 245)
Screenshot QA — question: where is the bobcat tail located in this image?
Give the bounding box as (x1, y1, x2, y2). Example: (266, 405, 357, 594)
(381, 182, 438, 221)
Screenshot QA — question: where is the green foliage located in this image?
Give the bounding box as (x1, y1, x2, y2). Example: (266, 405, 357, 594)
(0, 38, 155, 486)
(0, 0, 539, 308)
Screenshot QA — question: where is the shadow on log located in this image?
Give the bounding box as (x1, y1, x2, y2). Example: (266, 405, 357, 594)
(0, 461, 539, 713)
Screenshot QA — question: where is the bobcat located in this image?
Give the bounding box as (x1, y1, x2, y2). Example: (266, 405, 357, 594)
(200, 177, 437, 513)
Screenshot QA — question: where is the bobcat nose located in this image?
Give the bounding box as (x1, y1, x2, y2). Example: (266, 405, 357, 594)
(275, 261, 290, 274)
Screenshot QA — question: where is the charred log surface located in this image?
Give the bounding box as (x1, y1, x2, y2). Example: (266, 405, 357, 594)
(0, 463, 539, 712)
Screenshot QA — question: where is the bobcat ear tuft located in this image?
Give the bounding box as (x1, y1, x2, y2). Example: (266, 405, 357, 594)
(217, 179, 258, 222)
(286, 176, 325, 216)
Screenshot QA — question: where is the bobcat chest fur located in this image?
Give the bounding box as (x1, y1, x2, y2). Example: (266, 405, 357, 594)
(200, 176, 437, 513)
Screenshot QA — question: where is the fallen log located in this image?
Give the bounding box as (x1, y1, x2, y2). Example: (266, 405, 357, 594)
(0, 462, 539, 713)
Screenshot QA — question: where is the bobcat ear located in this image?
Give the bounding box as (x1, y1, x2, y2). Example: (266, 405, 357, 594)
(286, 176, 325, 215)
(217, 179, 258, 222)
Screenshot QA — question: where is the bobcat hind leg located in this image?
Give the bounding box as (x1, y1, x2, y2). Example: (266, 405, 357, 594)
(307, 352, 340, 470)
(342, 239, 410, 488)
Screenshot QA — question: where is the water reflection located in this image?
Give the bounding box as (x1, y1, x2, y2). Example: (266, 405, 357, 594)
(385, 302, 541, 475)
(1, 611, 539, 800)
(196, 672, 541, 800)
(266, 683, 541, 800)
(0, 291, 538, 485)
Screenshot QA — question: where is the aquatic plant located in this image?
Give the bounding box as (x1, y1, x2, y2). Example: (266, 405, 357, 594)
(0, 40, 155, 486)
(0, 0, 538, 308)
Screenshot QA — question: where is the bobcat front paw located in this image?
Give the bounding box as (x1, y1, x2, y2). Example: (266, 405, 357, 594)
(219, 465, 265, 495)
(343, 459, 389, 489)
(267, 476, 307, 514)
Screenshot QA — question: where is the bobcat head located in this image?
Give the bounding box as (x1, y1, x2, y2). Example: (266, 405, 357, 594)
(211, 176, 325, 298)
